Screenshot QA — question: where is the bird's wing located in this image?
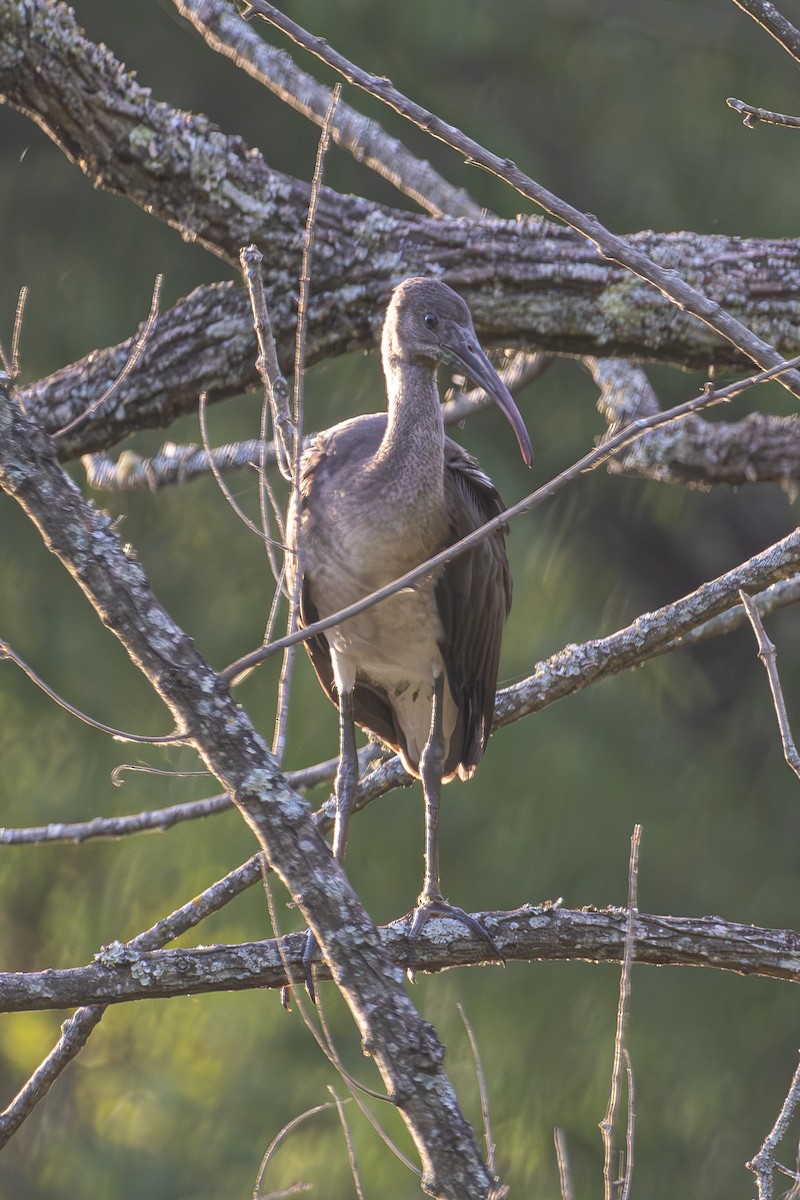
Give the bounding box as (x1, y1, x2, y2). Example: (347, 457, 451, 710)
(436, 439, 512, 777)
(296, 418, 406, 759)
(300, 580, 404, 755)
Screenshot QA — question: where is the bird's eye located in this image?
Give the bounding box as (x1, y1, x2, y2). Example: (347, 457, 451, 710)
(424, 312, 439, 330)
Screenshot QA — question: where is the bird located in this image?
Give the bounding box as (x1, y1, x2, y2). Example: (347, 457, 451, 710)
(289, 276, 532, 992)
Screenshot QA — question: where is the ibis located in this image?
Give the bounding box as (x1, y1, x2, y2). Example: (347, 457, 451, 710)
(290, 276, 532, 990)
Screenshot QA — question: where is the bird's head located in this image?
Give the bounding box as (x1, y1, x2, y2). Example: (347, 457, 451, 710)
(383, 277, 533, 467)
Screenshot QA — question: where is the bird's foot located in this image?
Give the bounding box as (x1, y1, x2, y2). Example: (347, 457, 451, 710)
(301, 929, 320, 1004)
(407, 894, 504, 963)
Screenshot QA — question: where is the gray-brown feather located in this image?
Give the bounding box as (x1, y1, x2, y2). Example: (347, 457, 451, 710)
(295, 415, 509, 778)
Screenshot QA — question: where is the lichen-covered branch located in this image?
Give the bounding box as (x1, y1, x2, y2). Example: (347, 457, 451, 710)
(589, 357, 800, 486)
(0, 377, 498, 1200)
(1, 905, 797, 1012)
(242, 0, 800, 400)
(172, 0, 482, 219)
(18, 222, 800, 463)
(6, 1, 800, 466)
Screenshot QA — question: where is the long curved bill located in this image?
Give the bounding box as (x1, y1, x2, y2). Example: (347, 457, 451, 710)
(449, 339, 533, 468)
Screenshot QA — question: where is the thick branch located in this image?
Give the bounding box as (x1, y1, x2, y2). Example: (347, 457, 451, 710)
(172, 0, 482, 219)
(6, 2, 800, 462)
(19, 223, 800, 463)
(2, 906, 797, 1012)
(589, 357, 800, 486)
(0, 379, 496, 1200)
(243, 0, 800, 400)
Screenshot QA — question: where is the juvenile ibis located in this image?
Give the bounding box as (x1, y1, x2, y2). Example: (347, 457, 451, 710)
(290, 277, 532, 988)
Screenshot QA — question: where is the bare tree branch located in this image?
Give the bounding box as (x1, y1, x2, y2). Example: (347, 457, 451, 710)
(2, 905, 799, 1013)
(21, 230, 800, 465)
(0, 376, 499, 1198)
(171, 0, 482, 219)
(727, 95, 800, 128)
(0, 848, 266, 1145)
(739, 590, 800, 780)
(748, 1054, 800, 1200)
(730, 0, 800, 64)
(6, 2, 800, 469)
(242, 0, 800, 401)
(497, 526, 800, 727)
(588, 357, 800, 487)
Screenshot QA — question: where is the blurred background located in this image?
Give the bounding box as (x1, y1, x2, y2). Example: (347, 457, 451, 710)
(3, 0, 800, 1196)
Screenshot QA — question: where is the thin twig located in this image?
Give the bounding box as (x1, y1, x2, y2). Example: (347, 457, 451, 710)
(0, 639, 184, 745)
(239, 243, 288, 600)
(241, 0, 800, 402)
(739, 590, 800, 780)
(328, 1088, 365, 1200)
(273, 85, 340, 764)
(54, 275, 163, 439)
(458, 1003, 496, 1175)
(747, 1053, 800, 1200)
(554, 1128, 575, 1200)
(622, 1049, 635, 1200)
(727, 96, 800, 128)
(197, 392, 286, 549)
(0, 851, 265, 1146)
(11, 286, 27, 380)
(600, 825, 641, 1200)
(239, 244, 294, 481)
(225, 350, 800, 682)
(0, 285, 28, 382)
(0, 284, 27, 374)
(252, 1102, 332, 1199)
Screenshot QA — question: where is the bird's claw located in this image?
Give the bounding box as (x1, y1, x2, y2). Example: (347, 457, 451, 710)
(407, 897, 505, 963)
(302, 930, 319, 1003)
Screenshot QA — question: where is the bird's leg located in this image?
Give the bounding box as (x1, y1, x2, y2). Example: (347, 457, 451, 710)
(332, 686, 359, 862)
(409, 675, 503, 963)
(303, 686, 359, 1001)
(417, 672, 446, 908)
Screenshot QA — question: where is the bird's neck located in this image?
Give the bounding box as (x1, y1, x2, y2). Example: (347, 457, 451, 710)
(377, 356, 445, 498)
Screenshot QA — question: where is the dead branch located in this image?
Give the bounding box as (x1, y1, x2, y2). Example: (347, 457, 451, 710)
(2, 904, 799, 1013)
(0, 845, 265, 1145)
(21, 228, 800, 466)
(600, 827, 640, 1200)
(748, 1054, 800, 1200)
(730, 0, 800, 64)
(739, 590, 800, 780)
(727, 96, 800, 128)
(588, 357, 800, 487)
(496, 525, 800, 727)
(171, 0, 481, 219)
(243, 0, 800, 401)
(7, 2, 800, 468)
(0, 377, 499, 1198)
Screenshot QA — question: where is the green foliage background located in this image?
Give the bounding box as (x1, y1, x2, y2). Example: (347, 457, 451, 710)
(3, 1, 800, 1196)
